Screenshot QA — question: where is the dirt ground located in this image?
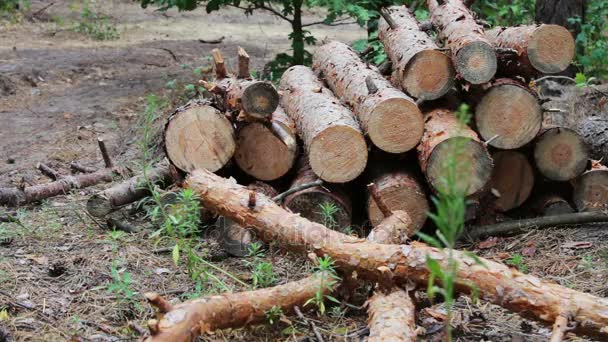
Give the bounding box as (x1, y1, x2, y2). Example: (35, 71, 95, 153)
(0, 1, 607, 341)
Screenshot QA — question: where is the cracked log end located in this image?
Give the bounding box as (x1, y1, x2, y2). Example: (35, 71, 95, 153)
(455, 41, 497, 84)
(165, 103, 235, 173)
(573, 168, 608, 212)
(489, 151, 535, 212)
(403, 49, 454, 100)
(476, 83, 542, 149)
(367, 97, 423, 153)
(241, 81, 280, 118)
(534, 128, 589, 181)
(528, 25, 575, 74)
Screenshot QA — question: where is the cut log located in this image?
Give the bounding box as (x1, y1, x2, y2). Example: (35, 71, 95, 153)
(283, 158, 352, 230)
(234, 106, 297, 181)
(312, 41, 423, 153)
(237, 46, 250, 79)
(573, 162, 608, 212)
(164, 100, 236, 173)
(488, 151, 535, 212)
(417, 109, 493, 196)
(87, 162, 175, 217)
(366, 169, 428, 232)
(377, 6, 454, 100)
(0, 168, 121, 206)
(475, 79, 543, 149)
(186, 169, 608, 339)
(532, 193, 575, 216)
(427, 0, 497, 84)
(366, 289, 417, 342)
(486, 25, 575, 77)
(145, 272, 335, 341)
(534, 127, 589, 181)
(279, 65, 368, 183)
(219, 182, 277, 257)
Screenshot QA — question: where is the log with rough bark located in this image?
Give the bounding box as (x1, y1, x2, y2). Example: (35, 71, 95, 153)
(145, 271, 335, 341)
(279, 65, 368, 183)
(475, 79, 542, 149)
(427, 0, 497, 84)
(366, 168, 428, 232)
(532, 193, 575, 216)
(164, 100, 236, 173)
(186, 169, 608, 339)
(312, 41, 423, 153)
(573, 161, 608, 212)
(283, 158, 352, 230)
(233, 106, 297, 181)
(417, 109, 493, 196)
(534, 127, 589, 181)
(87, 163, 175, 217)
(377, 6, 454, 100)
(486, 25, 575, 77)
(488, 151, 535, 212)
(366, 289, 417, 342)
(0, 168, 122, 206)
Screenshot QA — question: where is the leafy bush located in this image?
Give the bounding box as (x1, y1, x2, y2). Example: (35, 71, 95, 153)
(73, 4, 119, 41)
(471, 0, 535, 27)
(568, 1, 608, 77)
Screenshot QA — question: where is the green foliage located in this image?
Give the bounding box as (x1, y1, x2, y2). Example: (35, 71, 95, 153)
(252, 261, 277, 288)
(568, 1, 608, 78)
(265, 306, 284, 325)
(107, 261, 135, 299)
(318, 201, 339, 229)
(471, 0, 535, 27)
(506, 253, 528, 273)
(72, 1, 119, 41)
(304, 256, 340, 315)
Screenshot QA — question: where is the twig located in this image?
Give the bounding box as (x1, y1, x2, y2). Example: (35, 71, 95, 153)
(483, 134, 500, 146)
(31, 2, 54, 17)
(272, 180, 323, 203)
(36, 163, 60, 180)
(359, 46, 373, 57)
(367, 183, 392, 218)
(294, 306, 325, 342)
(70, 162, 96, 174)
(379, 8, 397, 30)
(97, 137, 114, 168)
(198, 36, 225, 44)
(531, 75, 576, 84)
(129, 321, 147, 336)
(157, 47, 178, 62)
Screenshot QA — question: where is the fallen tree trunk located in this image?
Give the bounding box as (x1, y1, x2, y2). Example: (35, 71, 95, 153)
(475, 79, 542, 149)
(234, 106, 297, 181)
(164, 99, 236, 173)
(279, 65, 368, 183)
(427, 0, 497, 84)
(573, 161, 608, 212)
(417, 109, 493, 196)
(186, 169, 608, 339)
(534, 127, 589, 181)
(378, 6, 454, 100)
(486, 25, 575, 77)
(366, 289, 417, 342)
(87, 162, 175, 217)
(0, 168, 121, 206)
(488, 151, 534, 212)
(312, 40, 423, 153)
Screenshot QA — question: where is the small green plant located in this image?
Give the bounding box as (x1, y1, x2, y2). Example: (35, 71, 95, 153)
(265, 306, 284, 325)
(318, 202, 339, 229)
(252, 261, 276, 288)
(246, 241, 265, 259)
(304, 256, 340, 315)
(107, 261, 135, 299)
(72, 1, 119, 41)
(506, 253, 528, 273)
(574, 72, 597, 87)
(581, 255, 595, 271)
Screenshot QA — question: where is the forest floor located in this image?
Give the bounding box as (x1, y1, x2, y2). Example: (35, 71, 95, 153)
(0, 1, 607, 341)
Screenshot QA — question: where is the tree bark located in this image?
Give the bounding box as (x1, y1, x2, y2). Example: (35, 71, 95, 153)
(534, 127, 589, 181)
(366, 289, 417, 342)
(86, 162, 175, 217)
(186, 169, 608, 339)
(234, 106, 297, 181)
(486, 25, 575, 77)
(279, 66, 368, 183)
(378, 6, 454, 100)
(427, 0, 497, 84)
(573, 161, 608, 212)
(417, 109, 493, 196)
(488, 151, 535, 212)
(313, 41, 423, 153)
(164, 99, 235, 173)
(474, 79, 543, 149)
(535, 0, 585, 37)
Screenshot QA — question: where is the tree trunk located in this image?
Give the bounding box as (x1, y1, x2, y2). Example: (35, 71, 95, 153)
(185, 169, 608, 339)
(488, 151, 535, 212)
(283, 158, 352, 230)
(234, 106, 297, 181)
(291, 0, 305, 66)
(377, 6, 454, 100)
(164, 100, 235, 173)
(534, 127, 589, 181)
(86, 162, 175, 217)
(313, 41, 423, 153)
(427, 0, 497, 84)
(474, 79, 543, 149)
(573, 162, 608, 212)
(417, 109, 493, 196)
(486, 25, 575, 77)
(279, 66, 368, 183)
(366, 289, 417, 342)
(0, 168, 121, 206)
(532, 193, 575, 216)
(535, 0, 585, 37)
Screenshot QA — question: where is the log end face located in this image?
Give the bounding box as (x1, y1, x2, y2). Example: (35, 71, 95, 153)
(528, 25, 575, 74)
(403, 50, 455, 100)
(534, 128, 589, 181)
(489, 151, 535, 212)
(241, 82, 280, 118)
(368, 98, 423, 153)
(309, 125, 368, 183)
(367, 181, 429, 232)
(427, 137, 493, 197)
(476, 84, 542, 149)
(455, 41, 497, 84)
(86, 194, 114, 217)
(573, 169, 608, 212)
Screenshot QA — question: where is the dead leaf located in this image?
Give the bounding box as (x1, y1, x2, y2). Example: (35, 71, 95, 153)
(424, 307, 447, 321)
(562, 241, 593, 249)
(477, 237, 499, 249)
(522, 246, 536, 257)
